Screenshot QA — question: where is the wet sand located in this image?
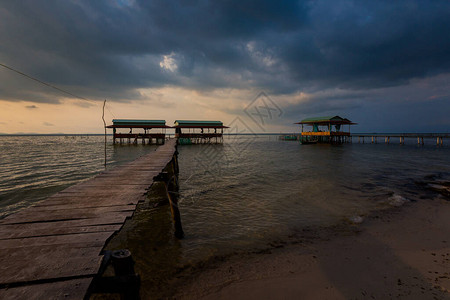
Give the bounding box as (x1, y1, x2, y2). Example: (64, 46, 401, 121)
(173, 197, 450, 299)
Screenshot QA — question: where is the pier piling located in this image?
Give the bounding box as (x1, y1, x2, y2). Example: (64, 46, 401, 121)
(350, 134, 448, 146)
(153, 149, 184, 239)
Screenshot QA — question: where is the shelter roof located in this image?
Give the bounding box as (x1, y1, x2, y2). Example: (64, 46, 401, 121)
(173, 120, 228, 128)
(295, 116, 357, 125)
(106, 119, 170, 128)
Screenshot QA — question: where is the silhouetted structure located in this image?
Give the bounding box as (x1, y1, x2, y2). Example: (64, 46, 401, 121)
(106, 119, 170, 145)
(295, 116, 356, 144)
(173, 120, 228, 144)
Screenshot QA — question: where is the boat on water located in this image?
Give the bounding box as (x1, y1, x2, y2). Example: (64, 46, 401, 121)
(300, 138, 318, 144)
(300, 137, 318, 144)
(279, 135, 299, 141)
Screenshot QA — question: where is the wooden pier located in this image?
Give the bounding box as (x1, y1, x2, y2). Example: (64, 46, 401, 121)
(0, 139, 179, 299)
(352, 133, 449, 145)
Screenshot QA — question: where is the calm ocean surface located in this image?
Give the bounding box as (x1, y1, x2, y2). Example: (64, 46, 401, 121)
(1, 135, 449, 297)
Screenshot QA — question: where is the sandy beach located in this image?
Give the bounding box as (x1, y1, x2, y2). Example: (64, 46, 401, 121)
(173, 197, 450, 300)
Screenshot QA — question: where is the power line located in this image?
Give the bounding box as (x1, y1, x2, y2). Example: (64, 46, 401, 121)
(0, 62, 92, 102)
(105, 103, 116, 118)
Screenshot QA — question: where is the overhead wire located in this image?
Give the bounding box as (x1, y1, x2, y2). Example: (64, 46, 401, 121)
(0, 62, 95, 102)
(105, 103, 116, 118)
(0, 62, 113, 168)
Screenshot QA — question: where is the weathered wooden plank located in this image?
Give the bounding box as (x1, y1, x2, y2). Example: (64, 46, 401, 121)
(29, 204, 136, 212)
(60, 184, 151, 192)
(0, 232, 113, 249)
(55, 185, 150, 194)
(0, 278, 93, 300)
(2, 205, 135, 220)
(33, 197, 144, 208)
(43, 193, 147, 202)
(99, 168, 163, 173)
(0, 213, 129, 229)
(0, 224, 121, 240)
(0, 244, 103, 284)
(0, 211, 134, 225)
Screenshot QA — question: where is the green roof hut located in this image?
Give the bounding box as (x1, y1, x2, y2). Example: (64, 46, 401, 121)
(173, 120, 228, 144)
(295, 116, 357, 144)
(106, 119, 170, 145)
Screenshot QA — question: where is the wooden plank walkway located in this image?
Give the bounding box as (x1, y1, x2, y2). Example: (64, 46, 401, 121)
(0, 139, 177, 299)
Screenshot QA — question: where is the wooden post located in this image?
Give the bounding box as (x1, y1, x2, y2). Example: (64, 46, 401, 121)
(112, 249, 135, 276)
(111, 249, 140, 300)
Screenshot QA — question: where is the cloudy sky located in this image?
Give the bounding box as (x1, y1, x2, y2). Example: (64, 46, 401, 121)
(0, 0, 449, 133)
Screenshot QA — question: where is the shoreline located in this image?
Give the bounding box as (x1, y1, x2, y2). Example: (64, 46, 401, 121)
(171, 197, 450, 299)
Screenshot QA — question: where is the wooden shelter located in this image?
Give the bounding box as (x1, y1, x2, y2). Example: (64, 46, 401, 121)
(295, 116, 357, 144)
(106, 119, 170, 145)
(173, 120, 228, 144)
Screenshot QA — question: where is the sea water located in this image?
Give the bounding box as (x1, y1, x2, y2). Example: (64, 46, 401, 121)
(0, 135, 449, 297)
(0, 135, 158, 218)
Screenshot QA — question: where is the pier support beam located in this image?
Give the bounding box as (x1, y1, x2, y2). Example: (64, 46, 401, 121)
(153, 151, 184, 239)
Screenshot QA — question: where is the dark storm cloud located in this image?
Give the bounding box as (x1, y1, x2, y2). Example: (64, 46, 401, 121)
(0, 0, 449, 102)
(278, 73, 450, 132)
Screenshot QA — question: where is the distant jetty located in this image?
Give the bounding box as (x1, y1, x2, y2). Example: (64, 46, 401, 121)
(288, 115, 447, 145)
(107, 119, 228, 145)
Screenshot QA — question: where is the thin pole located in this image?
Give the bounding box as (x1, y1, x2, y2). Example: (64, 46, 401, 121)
(102, 100, 107, 168)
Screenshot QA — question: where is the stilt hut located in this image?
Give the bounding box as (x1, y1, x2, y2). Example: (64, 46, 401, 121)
(295, 116, 356, 144)
(106, 119, 170, 145)
(173, 120, 228, 144)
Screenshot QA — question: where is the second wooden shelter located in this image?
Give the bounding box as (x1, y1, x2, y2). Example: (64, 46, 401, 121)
(295, 116, 356, 144)
(173, 120, 228, 144)
(106, 119, 170, 145)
